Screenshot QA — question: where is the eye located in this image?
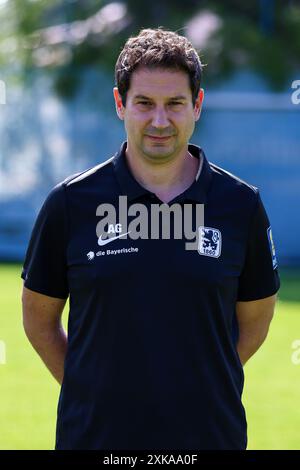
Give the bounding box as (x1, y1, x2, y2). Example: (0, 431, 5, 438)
(137, 101, 152, 106)
(169, 101, 183, 107)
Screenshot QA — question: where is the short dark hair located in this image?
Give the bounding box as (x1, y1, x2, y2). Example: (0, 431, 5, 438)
(115, 28, 203, 106)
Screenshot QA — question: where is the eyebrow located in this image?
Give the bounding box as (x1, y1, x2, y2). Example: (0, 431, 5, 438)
(133, 94, 187, 101)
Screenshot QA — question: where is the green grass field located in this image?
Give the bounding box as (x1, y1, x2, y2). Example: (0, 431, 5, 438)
(0, 264, 299, 449)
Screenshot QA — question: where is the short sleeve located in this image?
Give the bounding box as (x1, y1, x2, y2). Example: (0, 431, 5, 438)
(21, 183, 69, 299)
(237, 191, 280, 301)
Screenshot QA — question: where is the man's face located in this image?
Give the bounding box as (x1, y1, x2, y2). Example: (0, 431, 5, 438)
(113, 67, 204, 163)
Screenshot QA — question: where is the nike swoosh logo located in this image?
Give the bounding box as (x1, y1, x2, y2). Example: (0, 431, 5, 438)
(98, 231, 131, 246)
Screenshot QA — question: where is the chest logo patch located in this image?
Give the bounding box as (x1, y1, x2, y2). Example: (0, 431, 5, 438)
(198, 226, 222, 258)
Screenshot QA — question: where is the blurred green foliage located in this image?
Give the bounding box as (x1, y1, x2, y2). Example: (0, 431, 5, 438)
(0, 0, 300, 97)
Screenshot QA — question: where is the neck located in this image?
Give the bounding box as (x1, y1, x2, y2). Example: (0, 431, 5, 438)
(125, 142, 200, 203)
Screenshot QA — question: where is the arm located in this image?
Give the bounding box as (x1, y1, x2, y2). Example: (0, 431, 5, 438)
(22, 285, 68, 385)
(236, 294, 277, 366)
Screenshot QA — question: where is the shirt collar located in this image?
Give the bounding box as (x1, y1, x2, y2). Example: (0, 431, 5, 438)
(112, 141, 212, 203)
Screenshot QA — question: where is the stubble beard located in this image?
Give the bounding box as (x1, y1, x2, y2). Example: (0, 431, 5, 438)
(140, 137, 181, 164)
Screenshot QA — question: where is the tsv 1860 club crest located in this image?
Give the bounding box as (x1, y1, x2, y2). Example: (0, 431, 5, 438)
(198, 226, 222, 258)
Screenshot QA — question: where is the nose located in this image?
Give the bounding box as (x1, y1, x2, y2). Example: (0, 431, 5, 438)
(151, 106, 170, 129)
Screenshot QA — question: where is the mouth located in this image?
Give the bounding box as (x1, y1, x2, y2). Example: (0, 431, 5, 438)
(145, 135, 173, 142)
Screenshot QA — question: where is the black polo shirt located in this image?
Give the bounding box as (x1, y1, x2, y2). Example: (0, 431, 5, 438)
(21, 141, 280, 450)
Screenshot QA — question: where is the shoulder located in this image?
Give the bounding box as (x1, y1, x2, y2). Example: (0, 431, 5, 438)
(209, 161, 258, 195)
(208, 161, 259, 210)
(62, 154, 116, 188)
(41, 154, 117, 212)
(46, 154, 116, 200)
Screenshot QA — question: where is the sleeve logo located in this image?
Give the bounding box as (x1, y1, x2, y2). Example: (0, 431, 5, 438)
(267, 226, 278, 270)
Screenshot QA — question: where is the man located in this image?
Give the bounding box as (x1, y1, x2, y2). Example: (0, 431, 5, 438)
(21, 28, 280, 450)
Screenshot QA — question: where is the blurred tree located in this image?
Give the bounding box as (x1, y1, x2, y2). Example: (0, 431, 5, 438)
(0, 0, 300, 96)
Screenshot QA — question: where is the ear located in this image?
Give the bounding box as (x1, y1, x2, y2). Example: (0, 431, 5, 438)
(113, 87, 125, 120)
(194, 88, 204, 121)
